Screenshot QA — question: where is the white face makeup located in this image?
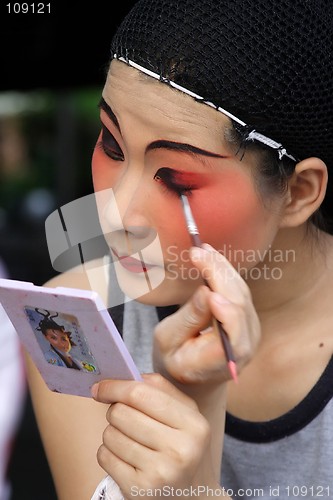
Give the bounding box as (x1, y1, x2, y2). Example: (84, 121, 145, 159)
(91, 60, 286, 306)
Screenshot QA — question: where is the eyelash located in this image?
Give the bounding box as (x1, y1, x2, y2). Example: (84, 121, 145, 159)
(153, 169, 196, 197)
(96, 129, 197, 197)
(97, 125, 124, 161)
(155, 179, 194, 197)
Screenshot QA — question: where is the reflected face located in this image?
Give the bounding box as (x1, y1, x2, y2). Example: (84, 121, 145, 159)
(45, 329, 71, 353)
(91, 60, 285, 306)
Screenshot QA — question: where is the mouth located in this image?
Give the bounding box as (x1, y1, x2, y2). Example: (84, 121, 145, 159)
(111, 248, 156, 274)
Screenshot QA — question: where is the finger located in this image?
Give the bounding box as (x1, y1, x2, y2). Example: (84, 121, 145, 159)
(158, 290, 257, 382)
(96, 443, 139, 489)
(209, 291, 259, 369)
(190, 244, 250, 303)
(99, 413, 210, 494)
(153, 286, 239, 382)
(154, 285, 212, 353)
(105, 401, 203, 462)
(104, 374, 204, 447)
(142, 373, 198, 408)
(159, 325, 232, 383)
(101, 422, 158, 469)
(105, 403, 172, 449)
(92, 379, 198, 428)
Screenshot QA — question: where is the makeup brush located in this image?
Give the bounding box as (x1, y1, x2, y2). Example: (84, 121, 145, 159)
(180, 194, 238, 383)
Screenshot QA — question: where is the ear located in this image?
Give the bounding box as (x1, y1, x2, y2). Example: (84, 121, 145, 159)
(280, 157, 328, 228)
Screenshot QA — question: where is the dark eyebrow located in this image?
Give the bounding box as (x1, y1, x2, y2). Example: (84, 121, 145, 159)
(98, 97, 121, 132)
(146, 140, 228, 159)
(98, 97, 228, 159)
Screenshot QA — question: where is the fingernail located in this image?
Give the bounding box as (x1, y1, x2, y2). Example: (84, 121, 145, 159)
(91, 383, 99, 399)
(201, 243, 215, 252)
(190, 246, 206, 261)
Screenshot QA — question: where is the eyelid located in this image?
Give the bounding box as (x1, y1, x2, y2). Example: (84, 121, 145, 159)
(154, 167, 199, 197)
(100, 123, 125, 160)
(101, 123, 119, 143)
(98, 115, 121, 144)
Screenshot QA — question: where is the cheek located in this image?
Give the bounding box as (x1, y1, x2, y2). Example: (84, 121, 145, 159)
(187, 172, 274, 254)
(153, 194, 191, 253)
(91, 136, 119, 193)
(152, 172, 271, 265)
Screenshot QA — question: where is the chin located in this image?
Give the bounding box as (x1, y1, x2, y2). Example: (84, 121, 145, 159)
(127, 278, 200, 307)
(114, 264, 202, 306)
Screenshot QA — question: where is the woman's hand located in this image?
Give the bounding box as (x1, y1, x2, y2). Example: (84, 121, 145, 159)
(154, 243, 261, 384)
(92, 373, 228, 499)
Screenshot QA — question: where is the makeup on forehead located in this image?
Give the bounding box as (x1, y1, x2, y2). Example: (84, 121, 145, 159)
(99, 96, 231, 161)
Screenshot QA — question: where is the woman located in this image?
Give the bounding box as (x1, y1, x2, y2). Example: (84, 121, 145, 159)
(36, 311, 96, 372)
(25, 0, 333, 498)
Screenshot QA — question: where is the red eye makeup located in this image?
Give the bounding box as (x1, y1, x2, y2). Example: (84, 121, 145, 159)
(153, 167, 211, 196)
(153, 166, 238, 382)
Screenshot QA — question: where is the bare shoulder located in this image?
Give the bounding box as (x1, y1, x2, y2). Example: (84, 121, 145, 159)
(44, 263, 94, 289)
(44, 258, 110, 306)
(25, 259, 109, 499)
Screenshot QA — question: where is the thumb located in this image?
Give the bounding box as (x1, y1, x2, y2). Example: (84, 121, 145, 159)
(154, 286, 212, 354)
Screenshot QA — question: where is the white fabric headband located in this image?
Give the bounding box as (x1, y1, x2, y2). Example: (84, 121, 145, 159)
(114, 54, 297, 162)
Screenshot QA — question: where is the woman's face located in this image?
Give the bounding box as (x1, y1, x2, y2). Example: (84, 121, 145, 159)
(45, 329, 71, 353)
(91, 60, 286, 306)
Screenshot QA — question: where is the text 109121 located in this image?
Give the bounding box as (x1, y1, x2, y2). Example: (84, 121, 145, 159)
(6, 3, 51, 13)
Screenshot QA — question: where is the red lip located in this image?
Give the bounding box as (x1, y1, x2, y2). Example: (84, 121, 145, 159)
(112, 249, 155, 274)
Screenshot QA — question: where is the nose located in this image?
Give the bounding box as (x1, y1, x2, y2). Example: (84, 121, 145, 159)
(97, 169, 156, 245)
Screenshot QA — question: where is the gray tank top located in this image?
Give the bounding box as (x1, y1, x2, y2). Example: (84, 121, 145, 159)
(119, 299, 333, 500)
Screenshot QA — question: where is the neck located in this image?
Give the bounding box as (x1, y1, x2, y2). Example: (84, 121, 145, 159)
(246, 225, 332, 324)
